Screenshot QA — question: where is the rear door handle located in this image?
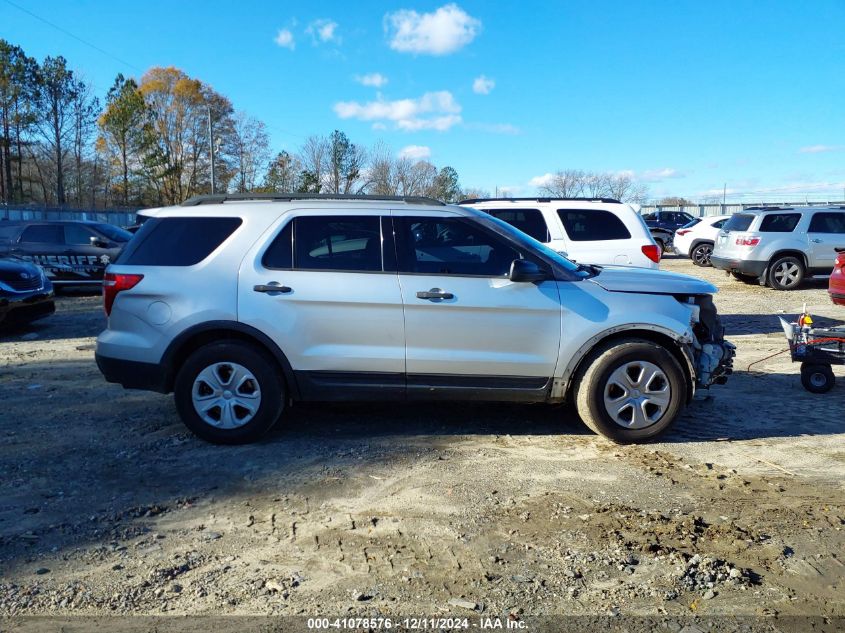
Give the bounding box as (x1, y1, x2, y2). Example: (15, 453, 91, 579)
(416, 288, 454, 300)
(254, 282, 292, 294)
(811, 238, 822, 243)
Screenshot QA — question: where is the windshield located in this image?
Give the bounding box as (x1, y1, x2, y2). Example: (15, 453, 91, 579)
(475, 212, 582, 274)
(94, 223, 133, 242)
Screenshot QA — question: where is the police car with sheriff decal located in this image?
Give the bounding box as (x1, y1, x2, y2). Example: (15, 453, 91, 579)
(0, 220, 131, 285)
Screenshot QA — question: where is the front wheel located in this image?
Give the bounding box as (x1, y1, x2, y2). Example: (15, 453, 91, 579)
(174, 341, 285, 444)
(690, 242, 714, 267)
(800, 363, 835, 394)
(573, 339, 687, 443)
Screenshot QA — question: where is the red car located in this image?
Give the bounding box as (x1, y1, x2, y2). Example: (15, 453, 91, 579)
(830, 248, 845, 306)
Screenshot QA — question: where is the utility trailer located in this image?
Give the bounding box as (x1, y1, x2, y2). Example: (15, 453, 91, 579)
(779, 310, 845, 393)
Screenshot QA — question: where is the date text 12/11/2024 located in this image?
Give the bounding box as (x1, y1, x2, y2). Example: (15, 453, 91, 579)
(306, 617, 528, 630)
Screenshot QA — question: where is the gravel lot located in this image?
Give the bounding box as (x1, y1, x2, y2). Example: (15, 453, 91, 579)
(0, 257, 843, 621)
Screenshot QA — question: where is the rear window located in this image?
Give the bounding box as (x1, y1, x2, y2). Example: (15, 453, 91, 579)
(485, 209, 550, 242)
(722, 214, 754, 232)
(557, 209, 631, 241)
(20, 224, 62, 243)
(759, 213, 801, 233)
(117, 217, 242, 266)
(680, 218, 701, 229)
(294, 216, 382, 271)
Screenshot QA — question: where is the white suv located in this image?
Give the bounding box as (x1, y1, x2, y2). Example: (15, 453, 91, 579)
(96, 194, 734, 444)
(459, 197, 661, 268)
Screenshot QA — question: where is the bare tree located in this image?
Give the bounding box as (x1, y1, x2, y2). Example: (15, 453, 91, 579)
(607, 173, 649, 203)
(366, 141, 398, 195)
(538, 169, 586, 198)
(297, 134, 328, 192)
(230, 112, 270, 192)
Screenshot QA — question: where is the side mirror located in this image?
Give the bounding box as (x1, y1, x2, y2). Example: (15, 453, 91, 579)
(509, 259, 548, 283)
(90, 236, 109, 248)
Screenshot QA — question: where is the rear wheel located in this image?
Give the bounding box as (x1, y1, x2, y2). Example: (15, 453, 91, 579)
(174, 341, 284, 444)
(768, 255, 804, 290)
(573, 338, 687, 443)
(654, 237, 666, 253)
(690, 242, 714, 267)
(800, 363, 835, 394)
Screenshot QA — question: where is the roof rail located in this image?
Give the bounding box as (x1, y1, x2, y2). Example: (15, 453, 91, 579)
(742, 205, 794, 211)
(459, 197, 622, 205)
(180, 193, 445, 206)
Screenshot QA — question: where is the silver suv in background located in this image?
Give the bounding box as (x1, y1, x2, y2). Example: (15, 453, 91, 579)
(711, 205, 845, 290)
(96, 194, 734, 445)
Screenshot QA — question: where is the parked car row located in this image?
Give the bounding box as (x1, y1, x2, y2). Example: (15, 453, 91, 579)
(0, 219, 133, 328)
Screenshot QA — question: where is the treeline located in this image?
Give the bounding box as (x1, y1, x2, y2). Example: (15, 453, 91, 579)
(0, 39, 477, 209)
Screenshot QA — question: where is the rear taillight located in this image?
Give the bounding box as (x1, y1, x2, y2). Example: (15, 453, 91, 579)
(676, 229, 692, 236)
(835, 252, 845, 268)
(103, 273, 144, 316)
(641, 244, 661, 263)
(736, 237, 761, 247)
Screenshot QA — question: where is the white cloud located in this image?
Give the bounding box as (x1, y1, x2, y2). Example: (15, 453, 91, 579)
(529, 173, 556, 188)
(799, 144, 843, 154)
(385, 4, 481, 56)
(355, 73, 389, 88)
(274, 29, 295, 50)
(307, 19, 340, 44)
(472, 75, 495, 94)
(640, 168, 685, 182)
(334, 90, 462, 131)
(399, 145, 431, 161)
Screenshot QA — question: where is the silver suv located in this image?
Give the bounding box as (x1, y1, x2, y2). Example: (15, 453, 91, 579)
(711, 205, 845, 290)
(96, 194, 734, 444)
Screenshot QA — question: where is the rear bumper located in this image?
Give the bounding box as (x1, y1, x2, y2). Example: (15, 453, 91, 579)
(830, 291, 845, 306)
(95, 352, 169, 393)
(710, 256, 767, 277)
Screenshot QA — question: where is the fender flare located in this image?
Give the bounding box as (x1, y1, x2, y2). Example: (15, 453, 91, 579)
(161, 320, 300, 398)
(552, 323, 696, 402)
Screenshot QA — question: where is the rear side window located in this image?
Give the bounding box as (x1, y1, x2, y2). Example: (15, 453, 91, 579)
(557, 209, 631, 241)
(759, 213, 801, 233)
(21, 225, 62, 243)
(293, 216, 382, 272)
(723, 214, 754, 232)
(485, 209, 550, 242)
(808, 212, 845, 234)
(118, 217, 242, 266)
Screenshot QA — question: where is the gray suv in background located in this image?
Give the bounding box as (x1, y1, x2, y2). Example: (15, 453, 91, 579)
(711, 205, 845, 290)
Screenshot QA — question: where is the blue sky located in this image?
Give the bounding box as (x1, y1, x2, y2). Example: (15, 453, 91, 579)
(3, 0, 844, 202)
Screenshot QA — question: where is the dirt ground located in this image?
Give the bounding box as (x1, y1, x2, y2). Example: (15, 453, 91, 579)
(0, 257, 843, 623)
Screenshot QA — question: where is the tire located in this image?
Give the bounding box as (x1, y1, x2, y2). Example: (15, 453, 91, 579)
(800, 363, 835, 394)
(654, 238, 666, 253)
(730, 271, 758, 284)
(573, 338, 688, 443)
(174, 340, 285, 444)
(690, 242, 714, 267)
(768, 255, 804, 290)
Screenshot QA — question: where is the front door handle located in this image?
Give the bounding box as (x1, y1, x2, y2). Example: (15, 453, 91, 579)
(254, 282, 292, 294)
(416, 288, 454, 300)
